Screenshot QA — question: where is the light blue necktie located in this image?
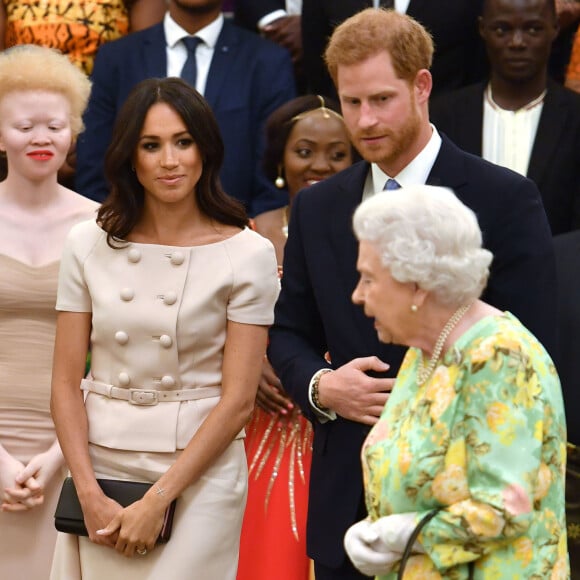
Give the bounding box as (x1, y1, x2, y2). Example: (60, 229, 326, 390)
(181, 37, 202, 89)
(383, 178, 401, 191)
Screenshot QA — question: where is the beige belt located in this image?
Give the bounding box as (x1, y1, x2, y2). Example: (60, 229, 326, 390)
(81, 378, 221, 406)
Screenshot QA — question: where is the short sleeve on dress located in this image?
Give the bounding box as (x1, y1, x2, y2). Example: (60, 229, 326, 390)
(227, 230, 279, 326)
(55, 219, 102, 313)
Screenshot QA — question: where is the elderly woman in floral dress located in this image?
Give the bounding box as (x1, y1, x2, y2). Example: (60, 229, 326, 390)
(345, 185, 568, 579)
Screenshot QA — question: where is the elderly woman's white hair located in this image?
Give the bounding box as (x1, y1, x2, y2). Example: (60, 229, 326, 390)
(353, 185, 493, 306)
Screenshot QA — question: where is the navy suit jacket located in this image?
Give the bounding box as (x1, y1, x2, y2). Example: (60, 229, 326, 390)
(268, 135, 558, 568)
(75, 19, 296, 216)
(554, 230, 580, 445)
(302, 0, 486, 98)
(430, 80, 580, 235)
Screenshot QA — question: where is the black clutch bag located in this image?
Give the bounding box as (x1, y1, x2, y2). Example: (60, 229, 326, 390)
(54, 477, 176, 543)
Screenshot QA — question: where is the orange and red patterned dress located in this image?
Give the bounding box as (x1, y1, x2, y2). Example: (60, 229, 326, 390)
(237, 406, 313, 580)
(237, 251, 314, 580)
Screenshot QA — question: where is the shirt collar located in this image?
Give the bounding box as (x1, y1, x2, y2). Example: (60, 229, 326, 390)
(370, 124, 442, 191)
(485, 83, 546, 113)
(164, 12, 224, 49)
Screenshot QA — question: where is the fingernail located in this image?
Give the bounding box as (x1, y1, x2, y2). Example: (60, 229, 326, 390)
(287, 403, 294, 409)
(96, 529, 106, 535)
(280, 409, 287, 415)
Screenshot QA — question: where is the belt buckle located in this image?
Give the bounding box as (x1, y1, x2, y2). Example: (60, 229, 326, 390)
(129, 389, 159, 406)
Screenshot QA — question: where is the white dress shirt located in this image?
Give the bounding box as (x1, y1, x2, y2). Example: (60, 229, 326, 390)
(164, 12, 224, 96)
(258, 0, 302, 29)
(363, 125, 443, 199)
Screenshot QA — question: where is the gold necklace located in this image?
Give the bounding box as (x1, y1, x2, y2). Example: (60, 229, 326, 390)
(417, 303, 471, 385)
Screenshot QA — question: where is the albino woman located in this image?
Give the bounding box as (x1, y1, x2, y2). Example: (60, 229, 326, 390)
(0, 45, 97, 579)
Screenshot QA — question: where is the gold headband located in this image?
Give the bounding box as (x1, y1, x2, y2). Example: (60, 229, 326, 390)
(290, 95, 344, 123)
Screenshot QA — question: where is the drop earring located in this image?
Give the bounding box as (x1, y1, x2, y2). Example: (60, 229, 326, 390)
(275, 164, 286, 189)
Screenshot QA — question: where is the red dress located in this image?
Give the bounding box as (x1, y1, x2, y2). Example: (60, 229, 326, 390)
(237, 405, 313, 580)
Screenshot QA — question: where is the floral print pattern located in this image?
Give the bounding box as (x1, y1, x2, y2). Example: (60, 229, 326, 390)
(362, 313, 568, 579)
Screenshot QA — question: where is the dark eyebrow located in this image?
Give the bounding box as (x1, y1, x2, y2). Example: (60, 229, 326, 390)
(139, 130, 191, 141)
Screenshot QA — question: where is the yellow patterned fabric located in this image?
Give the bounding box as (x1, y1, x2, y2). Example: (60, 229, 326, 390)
(567, 26, 580, 92)
(4, 0, 129, 74)
(362, 312, 568, 579)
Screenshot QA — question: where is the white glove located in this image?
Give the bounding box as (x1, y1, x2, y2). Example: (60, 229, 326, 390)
(344, 519, 401, 577)
(371, 512, 425, 554)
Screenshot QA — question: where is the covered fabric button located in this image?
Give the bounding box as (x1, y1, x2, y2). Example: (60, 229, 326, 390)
(163, 291, 177, 305)
(159, 334, 173, 348)
(115, 331, 129, 345)
(118, 372, 131, 386)
(161, 375, 176, 388)
(120, 287, 135, 301)
(170, 251, 185, 266)
(127, 248, 141, 263)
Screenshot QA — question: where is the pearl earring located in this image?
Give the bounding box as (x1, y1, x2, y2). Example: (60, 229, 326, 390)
(275, 165, 285, 189)
(410, 304, 418, 313)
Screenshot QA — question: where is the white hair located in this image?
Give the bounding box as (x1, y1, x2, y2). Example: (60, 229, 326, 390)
(353, 185, 493, 306)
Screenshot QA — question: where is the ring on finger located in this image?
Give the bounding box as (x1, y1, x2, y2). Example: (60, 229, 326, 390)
(136, 546, 147, 556)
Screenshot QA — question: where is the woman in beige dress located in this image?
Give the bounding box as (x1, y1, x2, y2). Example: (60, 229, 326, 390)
(0, 45, 97, 579)
(50, 76, 279, 579)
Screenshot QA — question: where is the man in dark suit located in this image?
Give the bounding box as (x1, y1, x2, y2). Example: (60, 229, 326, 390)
(75, 0, 295, 261)
(233, 0, 299, 44)
(268, 8, 557, 579)
(302, 0, 487, 98)
(430, 0, 580, 235)
(233, 0, 303, 90)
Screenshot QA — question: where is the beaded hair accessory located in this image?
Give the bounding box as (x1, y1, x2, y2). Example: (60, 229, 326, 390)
(290, 95, 344, 123)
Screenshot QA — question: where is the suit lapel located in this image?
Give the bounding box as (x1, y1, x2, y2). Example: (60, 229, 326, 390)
(329, 163, 370, 294)
(446, 84, 485, 156)
(427, 136, 469, 191)
(527, 81, 568, 186)
(143, 24, 168, 78)
(462, 85, 485, 156)
(328, 162, 390, 354)
(204, 21, 238, 109)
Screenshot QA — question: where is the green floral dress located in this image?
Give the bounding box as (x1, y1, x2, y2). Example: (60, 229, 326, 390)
(362, 312, 568, 579)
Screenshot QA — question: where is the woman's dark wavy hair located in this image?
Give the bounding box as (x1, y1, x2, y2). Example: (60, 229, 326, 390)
(262, 94, 348, 183)
(98, 77, 248, 247)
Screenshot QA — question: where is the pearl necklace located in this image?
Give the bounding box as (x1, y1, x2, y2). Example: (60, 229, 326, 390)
(416, 303, 471, 385)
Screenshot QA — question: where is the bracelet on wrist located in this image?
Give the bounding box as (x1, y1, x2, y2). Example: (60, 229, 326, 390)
(312, 369, 332, 413)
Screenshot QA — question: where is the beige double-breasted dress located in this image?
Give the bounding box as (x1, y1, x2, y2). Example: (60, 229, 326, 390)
(50, 220, 279, 580)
